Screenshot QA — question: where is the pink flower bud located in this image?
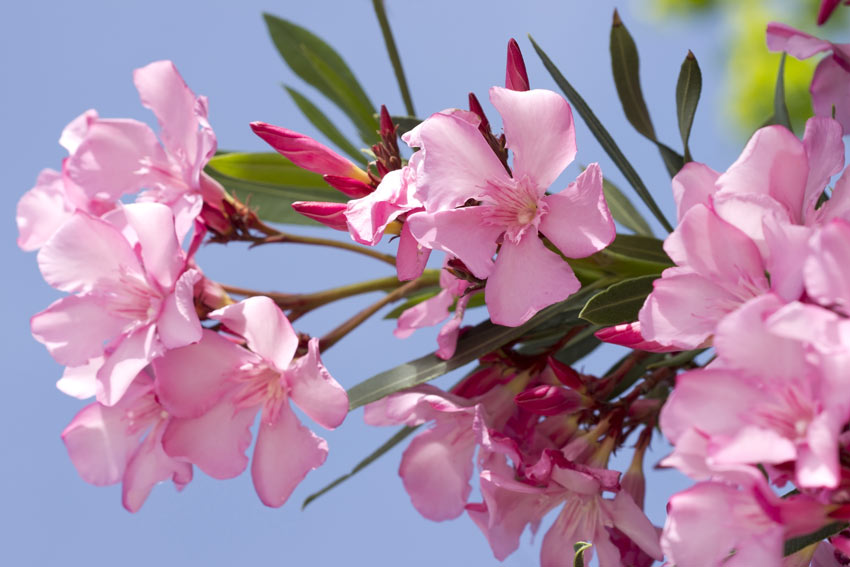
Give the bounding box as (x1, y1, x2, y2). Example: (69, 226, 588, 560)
(514, 385, 585, 416)
(505, 38, 530, 91)
(323, 174, 373, 198)
(467, 93, 491, 133)
(250, 122, 370, 184)
(545, 356, 584, 389)
(291, 201, 348, 231)
(595, 322, 680, 352)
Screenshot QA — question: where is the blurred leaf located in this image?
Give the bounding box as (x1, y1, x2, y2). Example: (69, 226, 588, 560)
(610, 11, 684, 177)
(285, 86, 367, 164)
(676, 50, 702, 162)
(529, 35, 674, 232)
(579, 274, 658, 326)
(600, 175, 654, 237)
(784, 521, 848, 556)
(391, 115, 422, 135)
(263, 14, 379, 145)
(574, 542, 593, 567)
(346, 284, 607, 410)
(205, 153, 347, 226)
(553, 328, 603, 366)
(302, 425, 418, 509)
(764, 53, 793, 130)
(605, 234, 672, 265)
(372, 0, 416, 116)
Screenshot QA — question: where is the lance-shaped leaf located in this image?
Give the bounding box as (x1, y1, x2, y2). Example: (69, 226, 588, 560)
(346, 284, 606, 410)
(784, 521, 848, 557)
(574, 542, 593, 567)
(579, 274, 658, 326)
(529, 35, 674, 233)
(600, 174, 654, 237)
(762, 53, 793, 131)
(605, 234, 671, 265)
(610, 10, 684, 177)
(676, 50, 702, 162)
(391, 115, 422, 135)
(372, 0, 416, 117)
(263, 14, 379, 145)
(285, 86, 367, 165)
(205, 153, 347, 226)
(302, 425, 419, 509)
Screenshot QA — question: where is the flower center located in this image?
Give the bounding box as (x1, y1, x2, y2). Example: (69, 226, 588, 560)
(481, 175, 547, 244)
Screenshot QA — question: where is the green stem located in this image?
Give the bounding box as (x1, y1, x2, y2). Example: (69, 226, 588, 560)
(372, 0, 416, 117)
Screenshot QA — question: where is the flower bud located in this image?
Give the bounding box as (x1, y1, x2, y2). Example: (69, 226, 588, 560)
(514, 385, 586, 416)
(323, 174, 373, 198)
(505, 38, 530, 91)
(291, 201, 348, 231)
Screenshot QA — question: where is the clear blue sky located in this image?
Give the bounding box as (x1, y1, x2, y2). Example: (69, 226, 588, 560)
(2, 1, 742, 565)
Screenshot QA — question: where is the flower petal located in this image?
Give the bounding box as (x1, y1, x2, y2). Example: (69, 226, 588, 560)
(96, 326, 162, 406)
(672, 161, 720, 222)
(157, 269, 202, 349)
(287, 338, 348, 430)
(210, 296, 297, 372)
(122, 426, 193, 513)
(16, 169, 75, 251)
(123, 202, 183, 290)
(811, 56, 850, 138)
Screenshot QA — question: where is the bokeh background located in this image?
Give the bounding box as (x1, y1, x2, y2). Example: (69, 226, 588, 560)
(1, 0, 842, 565)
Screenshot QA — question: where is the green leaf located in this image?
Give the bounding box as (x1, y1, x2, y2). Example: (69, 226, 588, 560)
(346, 284, 607, 410)
(263, 14, 379, 145)
(529, 35, 674, 233)
(676, 50, 702, 162)
(553, 328, 603, 366)
(605, 234, 672, 265)
(574, 542, 593, 567)
(302, 426, 419, 509)
(285, 86, 367, 165)
(579, 274, 658, 326)
(784, 521, 848, 556)
(610, 10, 655, 141)
(205, 154, 347, 226)
(763, 53, 793, 131)
(372, 0, 416, 116)
(609, 11, 684, 178)
(600, 175, 654, 237)
(391, 115, 422, 135)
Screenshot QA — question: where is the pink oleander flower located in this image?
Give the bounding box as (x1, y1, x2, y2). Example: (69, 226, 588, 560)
(767, 23, 850, 132)
(62, 371, 192, 512)
(468, 449, 662, 565)
(662, 479, 827, 566)
(152, 297, 348, 508)
(406, 86, 615, 326)
(660, 294, 850, 489)
(30, 202, 202, 406)
(393, 259, 475, 360)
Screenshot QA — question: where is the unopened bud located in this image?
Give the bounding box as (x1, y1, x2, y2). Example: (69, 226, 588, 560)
(467, 93, 491, 132)
(291, 201, 349, 231)
(545, 356, 583, 389)
(323, 174, 373, 198)
(621, 450, 647, 510)
(505, 38, 530, 91)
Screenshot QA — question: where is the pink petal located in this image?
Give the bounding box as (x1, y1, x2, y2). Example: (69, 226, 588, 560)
(712, 425, 798, 465)
(818, 167, 850, 224)
(716, 125, 809, 222)
(210, 296, 297, 372)
(59, 109, 99, 153)
(594, 321, 679, 353)
(31, 294, 126, 366)
(406, 208, 501, 280)
(96, 326, 162, 406)
(157, 269, 202, 349)
(123, 202, 183, 290)
(811, 56, 850, 138)
(399, 419, 476, 521)
(122, 426, 193, 513)
(604, 491, 663, 560)
(766, 22, 834, 59)
(134, 60, 216, 183)
(539, 163, 615, 258)
(797, 411, 841, 489)
(762, 219, 813, 301)
(153, 329, 254, 418)
(251, 403, 328, 508)
(36, 211, 142, 294)
(489, 86, 576, 190)
(291, 201, 349, 231)
(505, 39, 530, 91)
(415, 112, 510, 212)
(396, 220, 431, 281)
(486, 235, 580, 327)
(162, 400, 255, 480)
(394, 289, 455, 339)
(57, 358, 103, 399)
(805, 220, 850, 313)
(287, 338, 348, 430)
(435, 293, 470, 360)
(818, 0, 844, 24)
(66, 118, 168, 201)
(802, 116, 845, 218)
(16, 169, 74, 251)
(345, 169, 413, 245)
(671, 162, 720, 222)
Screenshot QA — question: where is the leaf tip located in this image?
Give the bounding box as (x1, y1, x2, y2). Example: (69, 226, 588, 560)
(612, 8, 622, 26)
(686, 49, 695, 60)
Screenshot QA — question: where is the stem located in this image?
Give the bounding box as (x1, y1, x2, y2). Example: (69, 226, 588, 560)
(246, 218, 397, 267)
(319, 277, 428, 351)
(372, 0, 416, 117)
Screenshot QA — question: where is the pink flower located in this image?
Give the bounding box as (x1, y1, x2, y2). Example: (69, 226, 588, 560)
(818, 0, 850, 25)
(152, 297, 348, 508)
(767, 23, 850, 132)
(62, 371, 192, 512)
(406, 87, 615, 326)
(30, 202, 202, 406)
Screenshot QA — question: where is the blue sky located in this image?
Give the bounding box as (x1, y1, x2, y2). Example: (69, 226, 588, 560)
(2, 1, 748, 564)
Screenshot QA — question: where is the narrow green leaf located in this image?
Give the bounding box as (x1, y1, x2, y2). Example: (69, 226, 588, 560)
(784, 521, 847, 556)
(574, 542, 593, 567)
(347, 284, 607, 410)
(656, 142, 685, 177)
(763, 53, 793, 131)
(579, 274, 658, 326)
(676, 50, 702, 162)
(205, 155, 347, 226)
(600, 174, 654, 237)
(553, 328, 603, 366)
(263, 14, 379, 144)
(285, 86, 367, 165)
(529, 35, 674, 232)
(610, 10, 655, 140)
(302, 426, 419, 509)
(605, 234, 672, 265)
(372, 0, 416, 116)
(391, 115, 422, 135)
